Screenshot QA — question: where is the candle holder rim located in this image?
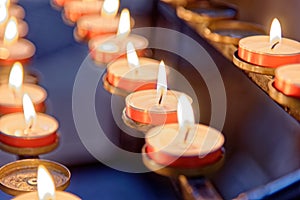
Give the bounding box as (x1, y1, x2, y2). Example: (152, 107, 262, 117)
(0, 158, 71, 196)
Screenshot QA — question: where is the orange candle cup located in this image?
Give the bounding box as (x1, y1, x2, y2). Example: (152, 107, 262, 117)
(238, 18, 300, 68)
(89, 9, 147, 64)
(106, 42, 163, 92)
(0, 94, 58, 148)
(75, 0, 125, 40)
(274, 64, 300, 98)
(0, 17, 35, 66)
(125, 90, 192, 125)
(145, 124, 224, 168)
(76, 16, 134, 41)
(145, 95, 225, 168)
(63, 0, 104, 24)
(125, 60, 192, 125)
(89, 34, 148, 64)
(0, 62, 46, 115)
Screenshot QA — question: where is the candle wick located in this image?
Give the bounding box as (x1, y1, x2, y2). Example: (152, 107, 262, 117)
(271, 41, 280, 50)
(184, 127, 191, 144)
(158, 90, 163, 105)
(24, 118, 34, 135)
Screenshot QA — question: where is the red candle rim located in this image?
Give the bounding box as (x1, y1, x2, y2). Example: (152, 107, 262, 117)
(0, 132, 58, 148)
(90, 48, 146, 64)
(125, 105, 178, 125)
(106, 72, 157, 92)
(0, 102, 46, 115)
(274, 78, 300, 98)
(238, 46, 300, 68)
(145, 145, 224, 168)
(0, 57, 31, 67)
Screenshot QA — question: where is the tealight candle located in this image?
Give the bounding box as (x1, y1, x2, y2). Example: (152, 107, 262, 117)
(0, 17, 35, 66)
(63, 0, 104, 23)
(0, 94, 58, 148)
(75, 0, 131, 40)
(0, 18, 28, 39)
(274, 64, 300, 98)
(238, 18, 300, 68)
(89, 9, 148, 64)
(145, 95, 225, 168)
(125, 61, 191, 125)
(13, 165, 81, 200)
(0, 62, 46, 115)
(106, 42, 161, 92)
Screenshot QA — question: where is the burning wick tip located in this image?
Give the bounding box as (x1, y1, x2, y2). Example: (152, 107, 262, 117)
(271, 41, 280, 50)
(184, 127, 191, 144)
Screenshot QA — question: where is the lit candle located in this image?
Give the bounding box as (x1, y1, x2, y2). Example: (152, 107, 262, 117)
(238, 18, 300, 68)
(274, 64, 300, 98)
(63, 0, 104, 24)
(125, 61, 191, 125)
(0, 7, 28, 39)
(12, 165, 81, 200)
(89, 9, 148, 64)
(0, 17, 35, 66)
(75, 0, 129, 40)
(145, 95, 225, 168)
(0, 62, 46, 115)
(106, 42, 162, 92)
(0, 94, 58, 148)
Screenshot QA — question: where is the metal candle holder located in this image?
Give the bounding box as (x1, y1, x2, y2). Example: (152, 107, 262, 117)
(0, 159, 71, 196)
(142, 145, 225, 178)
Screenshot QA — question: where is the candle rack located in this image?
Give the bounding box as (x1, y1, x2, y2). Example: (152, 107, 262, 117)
(0, 159, 70, 196)
(176, 0, 238, 26)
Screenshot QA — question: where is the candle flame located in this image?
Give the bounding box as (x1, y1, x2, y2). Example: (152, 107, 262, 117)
(9, 62, 23, 91)
(0, 0, 9, 7)
(0, 4, 8, 25)
(156, 61, 167, 105)
(126, 42, 139, 69)
(177, 95, 195, 130)
(117, 8, 130, 37)
(23, 94, 36, 129)
(270, 18, 281, 46)
(101, 0, 119, 18)
(4, 17, 19, 45)
(37, 165, 56, 200)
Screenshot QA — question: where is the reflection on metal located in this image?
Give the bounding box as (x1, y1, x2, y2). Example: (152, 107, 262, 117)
(0, 159, 70, 196)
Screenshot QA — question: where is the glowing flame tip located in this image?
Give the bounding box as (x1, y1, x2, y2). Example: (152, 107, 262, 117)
(177, 95, 194, 129)
(37, 165, 56, 200)
(270, 18, 282, 45)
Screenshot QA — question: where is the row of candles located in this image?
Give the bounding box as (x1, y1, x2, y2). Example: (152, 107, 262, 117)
(52, 0, 226, 177)
(0, 0, 82, 199)
(172, 0, 300, 116)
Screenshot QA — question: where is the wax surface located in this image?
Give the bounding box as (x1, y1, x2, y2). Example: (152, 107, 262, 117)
(12, 191, 81, 200)
(0, 84, 46, 106)
(0, 39, 35, 60)
(126, 90, 190, 112)
(239, 35, 300, 55)
(0, 113, 58, 137)
(108, 58, 160, 80)
(276, 64, 300, 86)
(146, 124, 224, 156)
